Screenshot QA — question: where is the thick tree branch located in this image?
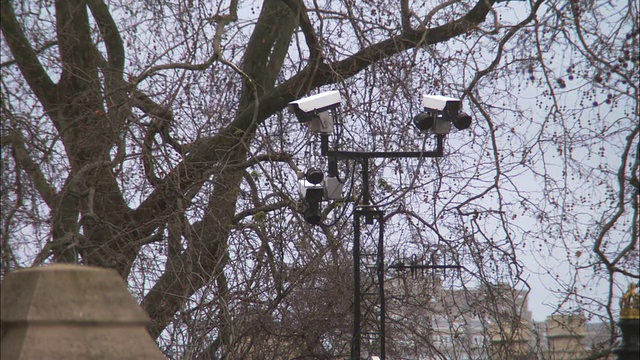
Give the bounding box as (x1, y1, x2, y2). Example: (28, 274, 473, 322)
(140, 1, 303, 335)
(56, 0, 99, 93)
(401, 0, 411, 30)
(87, 0, 124, 71)
(422, 0, 460, 27)
(233, 201, 295, 225)
(134, 91, 184, 154)
(240, 0, 299, 108)
(0, 0, 57, 108)
(133, 53, 220, 86)
(282, 0, 323, 63)
(229, 0, 498, 132)
(87, 0, 131, 136)
(242, 153, 293, 169)
(143, 166, 241, 339)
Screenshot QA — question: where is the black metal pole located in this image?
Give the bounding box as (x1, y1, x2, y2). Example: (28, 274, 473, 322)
(613, 318, 640, 360)
(321, 134, 339, 179)
(339, 133, 447, 360)
(320, 134, 329, 155)
(436, 134, 444, 155)
(362, 157, 370, 206)
(352, 212, 361, 360)
(378, 212, 386, 360)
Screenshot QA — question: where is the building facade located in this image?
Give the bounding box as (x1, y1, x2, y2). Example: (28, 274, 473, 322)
(385, 280, 613, 360)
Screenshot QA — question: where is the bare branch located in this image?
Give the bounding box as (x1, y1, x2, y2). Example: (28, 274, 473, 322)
(464, 0, 546, 99)
(0, 0, 57, 107)
(133, 53, 219, 86)
(401, 0, 411, 30)
(241, 153, 294, 170)
(422, 0, 460, 27)
(2, 132, 58, 208)
(0, 40, 57, 68)
(233, 201, 294, 225)
(210, 0, 238, 56)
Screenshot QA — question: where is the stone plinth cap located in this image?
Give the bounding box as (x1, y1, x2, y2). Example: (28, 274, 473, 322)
(1, 264, 150, 324)
(1, 264, 164, 359)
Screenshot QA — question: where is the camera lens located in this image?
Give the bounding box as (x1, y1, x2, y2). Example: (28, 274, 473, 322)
(304, 208, 322, 225)
(305, 168, 324, 184)
(413, 112, 435, 131)
(453, 112, 472, 130)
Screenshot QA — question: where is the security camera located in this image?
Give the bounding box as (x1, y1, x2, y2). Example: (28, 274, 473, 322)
(413, 94, 472, 134)
(422, 95, 461, 115)
(299, 180, 324, 225)
(413, 111, 451, 135)
(305, 168, 324, 184)
(288, 90, 342, 123)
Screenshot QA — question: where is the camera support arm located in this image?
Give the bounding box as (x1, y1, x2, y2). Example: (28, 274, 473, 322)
(320, 134, 445, 205)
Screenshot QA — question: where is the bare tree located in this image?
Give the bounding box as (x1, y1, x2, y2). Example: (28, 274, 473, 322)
(1, 0, 637, 358)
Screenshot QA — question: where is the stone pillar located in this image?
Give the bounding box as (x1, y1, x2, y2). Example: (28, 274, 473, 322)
(1, 264, 164, 360)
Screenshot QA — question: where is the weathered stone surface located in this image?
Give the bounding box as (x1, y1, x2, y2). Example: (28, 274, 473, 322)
(1, 264, 164, 360)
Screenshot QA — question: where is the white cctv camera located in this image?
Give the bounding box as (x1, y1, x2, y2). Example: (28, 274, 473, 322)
(422, 95, 462, 114)
(298, 169, 343, 200)
(298, 179, 324, 225)
(413, 94, 472, 134)
(288, 90, 341, 120)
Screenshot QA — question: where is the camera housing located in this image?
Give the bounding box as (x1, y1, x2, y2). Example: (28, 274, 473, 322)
(288, 90, 342, 123)
(288, 90, 342, 134)
(453, 111, 472, 130)
(296, 167, 344, 224)
(421, 95, 462, 115)
(323, 176, 344, 200)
